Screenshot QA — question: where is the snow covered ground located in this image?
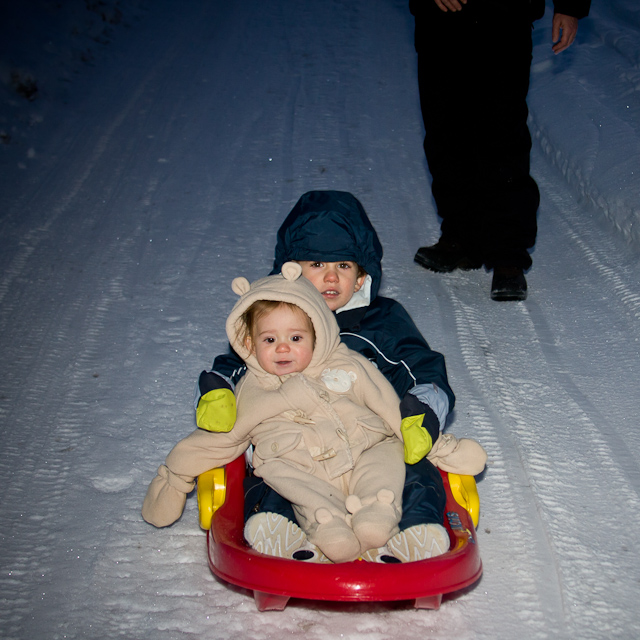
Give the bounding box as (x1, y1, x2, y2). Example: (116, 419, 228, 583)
(1, 1, 639, 638)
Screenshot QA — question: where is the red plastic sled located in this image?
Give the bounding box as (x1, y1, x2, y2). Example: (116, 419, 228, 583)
(197, 456, 482, 611)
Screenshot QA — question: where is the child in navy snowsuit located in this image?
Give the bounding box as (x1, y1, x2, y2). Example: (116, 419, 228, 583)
(195, 190, 485, 562)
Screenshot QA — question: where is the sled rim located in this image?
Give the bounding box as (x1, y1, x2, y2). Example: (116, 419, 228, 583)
(205, 457, 482, 605)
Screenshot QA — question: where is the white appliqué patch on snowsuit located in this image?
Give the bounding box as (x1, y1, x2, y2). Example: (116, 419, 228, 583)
(321, 368, 357, 393)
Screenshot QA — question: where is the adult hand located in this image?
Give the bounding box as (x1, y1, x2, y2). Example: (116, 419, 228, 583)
(552, 13, 579, 54)
(434, 0, 467, 12)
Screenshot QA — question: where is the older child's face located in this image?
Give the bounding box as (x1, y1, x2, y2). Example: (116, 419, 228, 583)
(297, 261, 365, 311)
(248, 305, 314, 376)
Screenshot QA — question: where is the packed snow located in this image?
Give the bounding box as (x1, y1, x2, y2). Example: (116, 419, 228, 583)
(1, 1, 639, 639)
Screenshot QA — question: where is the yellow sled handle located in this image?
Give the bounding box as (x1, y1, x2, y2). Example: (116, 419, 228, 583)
(448, 473, 480, 528)
(197, 467, 227, 530)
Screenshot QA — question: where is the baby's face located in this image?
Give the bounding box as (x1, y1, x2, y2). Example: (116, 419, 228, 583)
(248, 305, 314, 376)
(296, 261, 365, 311)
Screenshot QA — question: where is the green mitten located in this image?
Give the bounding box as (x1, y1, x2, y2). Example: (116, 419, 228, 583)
(196, 387, 236, 432)
(400, 392, 440, 464)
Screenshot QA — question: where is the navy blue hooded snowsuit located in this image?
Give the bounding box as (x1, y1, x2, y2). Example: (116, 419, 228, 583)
(199, 191, 452, 529)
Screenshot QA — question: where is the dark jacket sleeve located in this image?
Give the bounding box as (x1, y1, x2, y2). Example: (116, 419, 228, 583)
(194, 348, 246, 429)
(209, 348, 247, 388)
(552, 0, 591, 19)
(379, 299, 455, 410)
(194, 348, 246, 412)
(340, 297, 455, 411)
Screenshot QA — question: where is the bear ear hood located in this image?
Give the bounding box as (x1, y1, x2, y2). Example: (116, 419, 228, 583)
(226, 262, 341, 377)
(231, 276, 251, 296)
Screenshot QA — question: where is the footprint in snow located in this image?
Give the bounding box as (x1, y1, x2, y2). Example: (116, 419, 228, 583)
(91, 474, 134, 493)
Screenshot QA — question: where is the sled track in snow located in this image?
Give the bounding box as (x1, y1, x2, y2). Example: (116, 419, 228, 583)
(448, 295, 567, 638)
(0, 239, 138, 638)
(448, 289, 640, 638)
(551, 194, 640, 324)
(0, 44, 186, 639)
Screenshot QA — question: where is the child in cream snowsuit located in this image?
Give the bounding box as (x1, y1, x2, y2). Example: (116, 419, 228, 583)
(142, 262, 406, 563)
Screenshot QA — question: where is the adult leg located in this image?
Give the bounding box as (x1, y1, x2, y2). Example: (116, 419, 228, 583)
(475, 3, 539, 299)
(413, 2, 486, 262)
(476, 3, 539, 271)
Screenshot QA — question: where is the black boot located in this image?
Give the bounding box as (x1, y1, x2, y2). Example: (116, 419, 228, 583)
(491, 266, 527, 301)
(414, 239, 483, 273)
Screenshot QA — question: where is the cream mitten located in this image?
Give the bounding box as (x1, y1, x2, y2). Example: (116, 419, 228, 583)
(141, 464, 195, 528)
(426, 433, 487, 476)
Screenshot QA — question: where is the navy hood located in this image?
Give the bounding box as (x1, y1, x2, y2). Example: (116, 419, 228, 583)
(272, 191, 383, 300)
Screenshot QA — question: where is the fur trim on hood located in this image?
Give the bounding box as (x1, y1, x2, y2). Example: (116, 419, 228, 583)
(226, 262, 340, 379)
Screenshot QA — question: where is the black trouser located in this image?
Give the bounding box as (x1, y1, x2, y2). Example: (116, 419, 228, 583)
(243, 457, 446, 531)
(415, 0, 540, 269)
